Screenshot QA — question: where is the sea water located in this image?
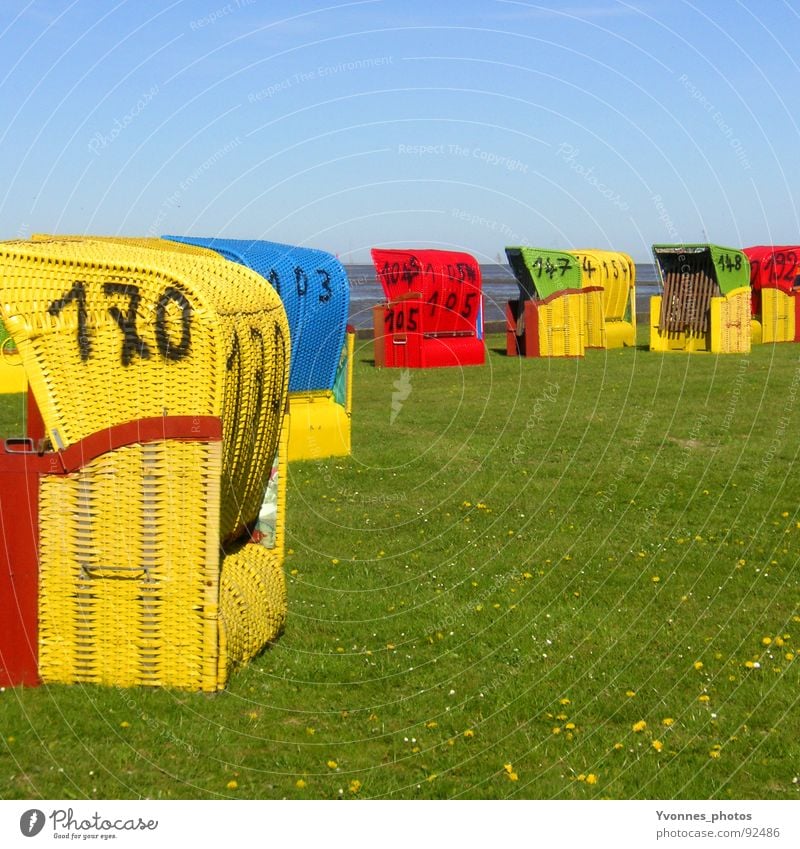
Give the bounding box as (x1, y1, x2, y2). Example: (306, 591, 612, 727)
(344, 264, 660, 329)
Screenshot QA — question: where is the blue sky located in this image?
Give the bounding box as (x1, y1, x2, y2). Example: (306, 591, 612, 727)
(0, 0, 798, 261)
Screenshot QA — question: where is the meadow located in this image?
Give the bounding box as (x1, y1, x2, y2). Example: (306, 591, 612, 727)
(0, 331, 798, 800)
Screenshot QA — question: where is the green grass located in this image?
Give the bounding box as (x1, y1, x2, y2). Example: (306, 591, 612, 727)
(1, 332, 799, 800)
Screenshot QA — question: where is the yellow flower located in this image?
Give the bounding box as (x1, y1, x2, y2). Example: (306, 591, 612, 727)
(295, 778, 307, 789)
(586, 773, 598, 785)
(693, 661, 704, 670)
(698, 695, 710, 703)
(463, 729, 475, 738)
(786, 653, 795, 662)
(559, 698, 571, 705)
(744, 660, 755, 669)
(119, 721, 130, 728)
(331, 558, 340, 565)
(709, 750, 721, 759)
(507, 771, 519, 781)
(762, 636, 772, 646)
(632, 720, 647, 732)
(652, 740, 663, 752)
(613, 742, 623, 750)
(651, 576, 661, 583)
(226, 780, 238, 790)
(349, 779, 362, 794)
(625, 690, 636, 698)
(662, 718, 674, 727)
(425, 721, 438, 729)
(565, 722, 576, 731)
(327, 760, 338, 769)
(552, 727, 562, 735)
(556, 713, 568, 721)
(774, 637, 785, 648)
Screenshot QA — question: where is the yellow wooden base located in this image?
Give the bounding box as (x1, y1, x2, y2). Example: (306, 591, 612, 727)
(287, 392, 351, 461)
(604, 320, 636, 348)
(650, 291, 751, 354)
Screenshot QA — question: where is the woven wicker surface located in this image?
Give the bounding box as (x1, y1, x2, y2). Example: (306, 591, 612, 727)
(0, 237, 289, 541)
(760, 288, 795, 343)
(164, 236, 349, 394)
(219, 542, 286, 682)
(570, 250, 635, 321)
(38, 440, 222, 689)
(716, 288, 751, 354)
(538, 291, 586, 357)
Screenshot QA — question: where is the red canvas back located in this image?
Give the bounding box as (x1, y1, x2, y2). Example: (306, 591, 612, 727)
(371, 249, 482, 336)
(744, 246, 800, 294)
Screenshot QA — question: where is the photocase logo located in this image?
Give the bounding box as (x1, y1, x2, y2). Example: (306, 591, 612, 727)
(19, 809, 45, 837)
(390, 369, 412, 424)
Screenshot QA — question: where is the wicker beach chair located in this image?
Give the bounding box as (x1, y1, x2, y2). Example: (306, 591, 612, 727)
(164, 236, 353, 460)
(743, 246, 800, 344)
(650, 244, 751, 354)
(504, 247, 588, 358)
(370, 248, 485, 368)
(0, 237, 289, 690)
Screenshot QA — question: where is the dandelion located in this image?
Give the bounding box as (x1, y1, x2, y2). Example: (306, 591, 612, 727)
(425, 721, 438, 729)
(586, 774, 598, 785)
(331, 558, 340, 565)
(613, 743, 623, 750)
(559, 698, 571, 705)
(693, 661, 704, 670)
(709, 750, 721, 759)
(625, 690, 636, 698)
(565, 723, 576, 731)
(762, 636, 773, 646)
(226, 780, 238, 790)
(349, 779, 362, 794)
(552, 727, 562, 735)
(306, 727, 316, 735)
(662, 718, 674, 727)
(698, 695, 710, 703)
(652, 740, 663, 752)
(507, 771, 519, 781)
(786, 653, 795, 662)
(295, 779, 307, 789)
(774, 636, 785, 648)
(556, 713, 568, 721)
(463, 729, 475, 738)
(651, 575, 661, 583)
(327, 760, 338, 769)
(744, 660, 755, 669)
(632, 720, 647, 732)
(119, 721, 130, 728)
